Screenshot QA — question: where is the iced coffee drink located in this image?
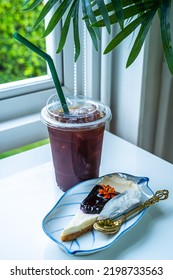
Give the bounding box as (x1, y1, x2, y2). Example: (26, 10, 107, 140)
(41, 94, 111, 191)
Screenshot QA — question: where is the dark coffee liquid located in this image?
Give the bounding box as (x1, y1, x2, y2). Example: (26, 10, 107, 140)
(48, 124, 105, 191)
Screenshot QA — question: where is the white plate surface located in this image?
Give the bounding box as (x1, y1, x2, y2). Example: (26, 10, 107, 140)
(42, 172, 154, 255)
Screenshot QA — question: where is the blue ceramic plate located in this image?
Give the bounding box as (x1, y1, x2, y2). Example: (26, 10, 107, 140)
(42, 172, 154, 255)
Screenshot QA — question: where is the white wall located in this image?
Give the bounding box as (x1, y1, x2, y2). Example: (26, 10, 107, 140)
(110, 35, 144, 145)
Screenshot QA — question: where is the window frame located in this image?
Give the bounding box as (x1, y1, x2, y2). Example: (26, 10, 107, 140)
(0, 17, 66, 153)
(0, 0, 77, 154)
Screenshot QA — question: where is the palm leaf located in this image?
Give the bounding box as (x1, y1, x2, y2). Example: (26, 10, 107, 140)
(95, 0, 111, 33)
(73, 1, 80, 61)
(104, 12, 149, 54)
(159, 0, 173, 74)
(82, 0, 101, 40)
(92, 0, 150, 16)
(33, 0, 59, 29)
(42, 0, 72, 37)
(92, 1, 155, 27)
(111, 0, 124, 29)
(23, 0, 32, 7)
(126, 9, 156, 67)
(22, 0, 43, 11)
(81, 0, 100, 51)
(57, 1, 78, 54)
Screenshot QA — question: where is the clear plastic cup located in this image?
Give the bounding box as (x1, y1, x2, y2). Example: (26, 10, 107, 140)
(41, 94, 111, 191)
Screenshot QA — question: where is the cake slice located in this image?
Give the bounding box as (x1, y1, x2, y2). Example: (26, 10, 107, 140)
(61, 174, 138, 241)
(61, 211, 99, 241)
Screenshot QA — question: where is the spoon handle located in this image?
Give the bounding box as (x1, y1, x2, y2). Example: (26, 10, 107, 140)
(93, 190, 169, 234)
(120, 189, 169, 220)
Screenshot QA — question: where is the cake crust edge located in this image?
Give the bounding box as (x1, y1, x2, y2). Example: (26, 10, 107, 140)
(61, 224, 93, 242)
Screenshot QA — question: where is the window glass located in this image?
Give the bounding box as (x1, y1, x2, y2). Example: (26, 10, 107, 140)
(0, 0, 47, 84)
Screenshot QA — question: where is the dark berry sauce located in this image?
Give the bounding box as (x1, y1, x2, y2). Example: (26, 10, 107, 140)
(80, 185, 119, 214)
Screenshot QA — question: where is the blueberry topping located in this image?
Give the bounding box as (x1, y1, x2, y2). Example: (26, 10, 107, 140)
(80, 185, 114, 214)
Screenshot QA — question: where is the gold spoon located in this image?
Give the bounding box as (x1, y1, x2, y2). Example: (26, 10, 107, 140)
(93, 190, 169, 234)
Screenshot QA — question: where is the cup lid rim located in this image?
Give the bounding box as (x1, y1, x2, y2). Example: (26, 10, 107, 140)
(41, 94, 112, 129)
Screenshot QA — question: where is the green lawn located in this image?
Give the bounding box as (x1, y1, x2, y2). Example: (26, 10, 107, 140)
(0, 138, 50, 159)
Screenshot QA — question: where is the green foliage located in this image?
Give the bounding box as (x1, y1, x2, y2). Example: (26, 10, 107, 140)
(21, 0, 173, 74)
(0, 0, 46, 84)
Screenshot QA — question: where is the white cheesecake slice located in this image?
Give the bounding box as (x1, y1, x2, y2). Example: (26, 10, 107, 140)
(99, 175, 138, 193)
(61, 174, 139, 241)
(61, 210, 99, 241)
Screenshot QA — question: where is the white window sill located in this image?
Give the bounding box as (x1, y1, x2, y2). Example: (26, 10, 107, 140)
(0, 113, 48, 153)
(0, 86, 71, 153)
(0, 75, 54, 100)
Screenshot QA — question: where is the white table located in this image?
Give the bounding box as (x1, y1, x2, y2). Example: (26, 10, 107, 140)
(0, 131, 173, 260)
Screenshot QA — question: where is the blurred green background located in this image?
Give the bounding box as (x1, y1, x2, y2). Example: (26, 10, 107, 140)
(0, 0, 47, 84)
